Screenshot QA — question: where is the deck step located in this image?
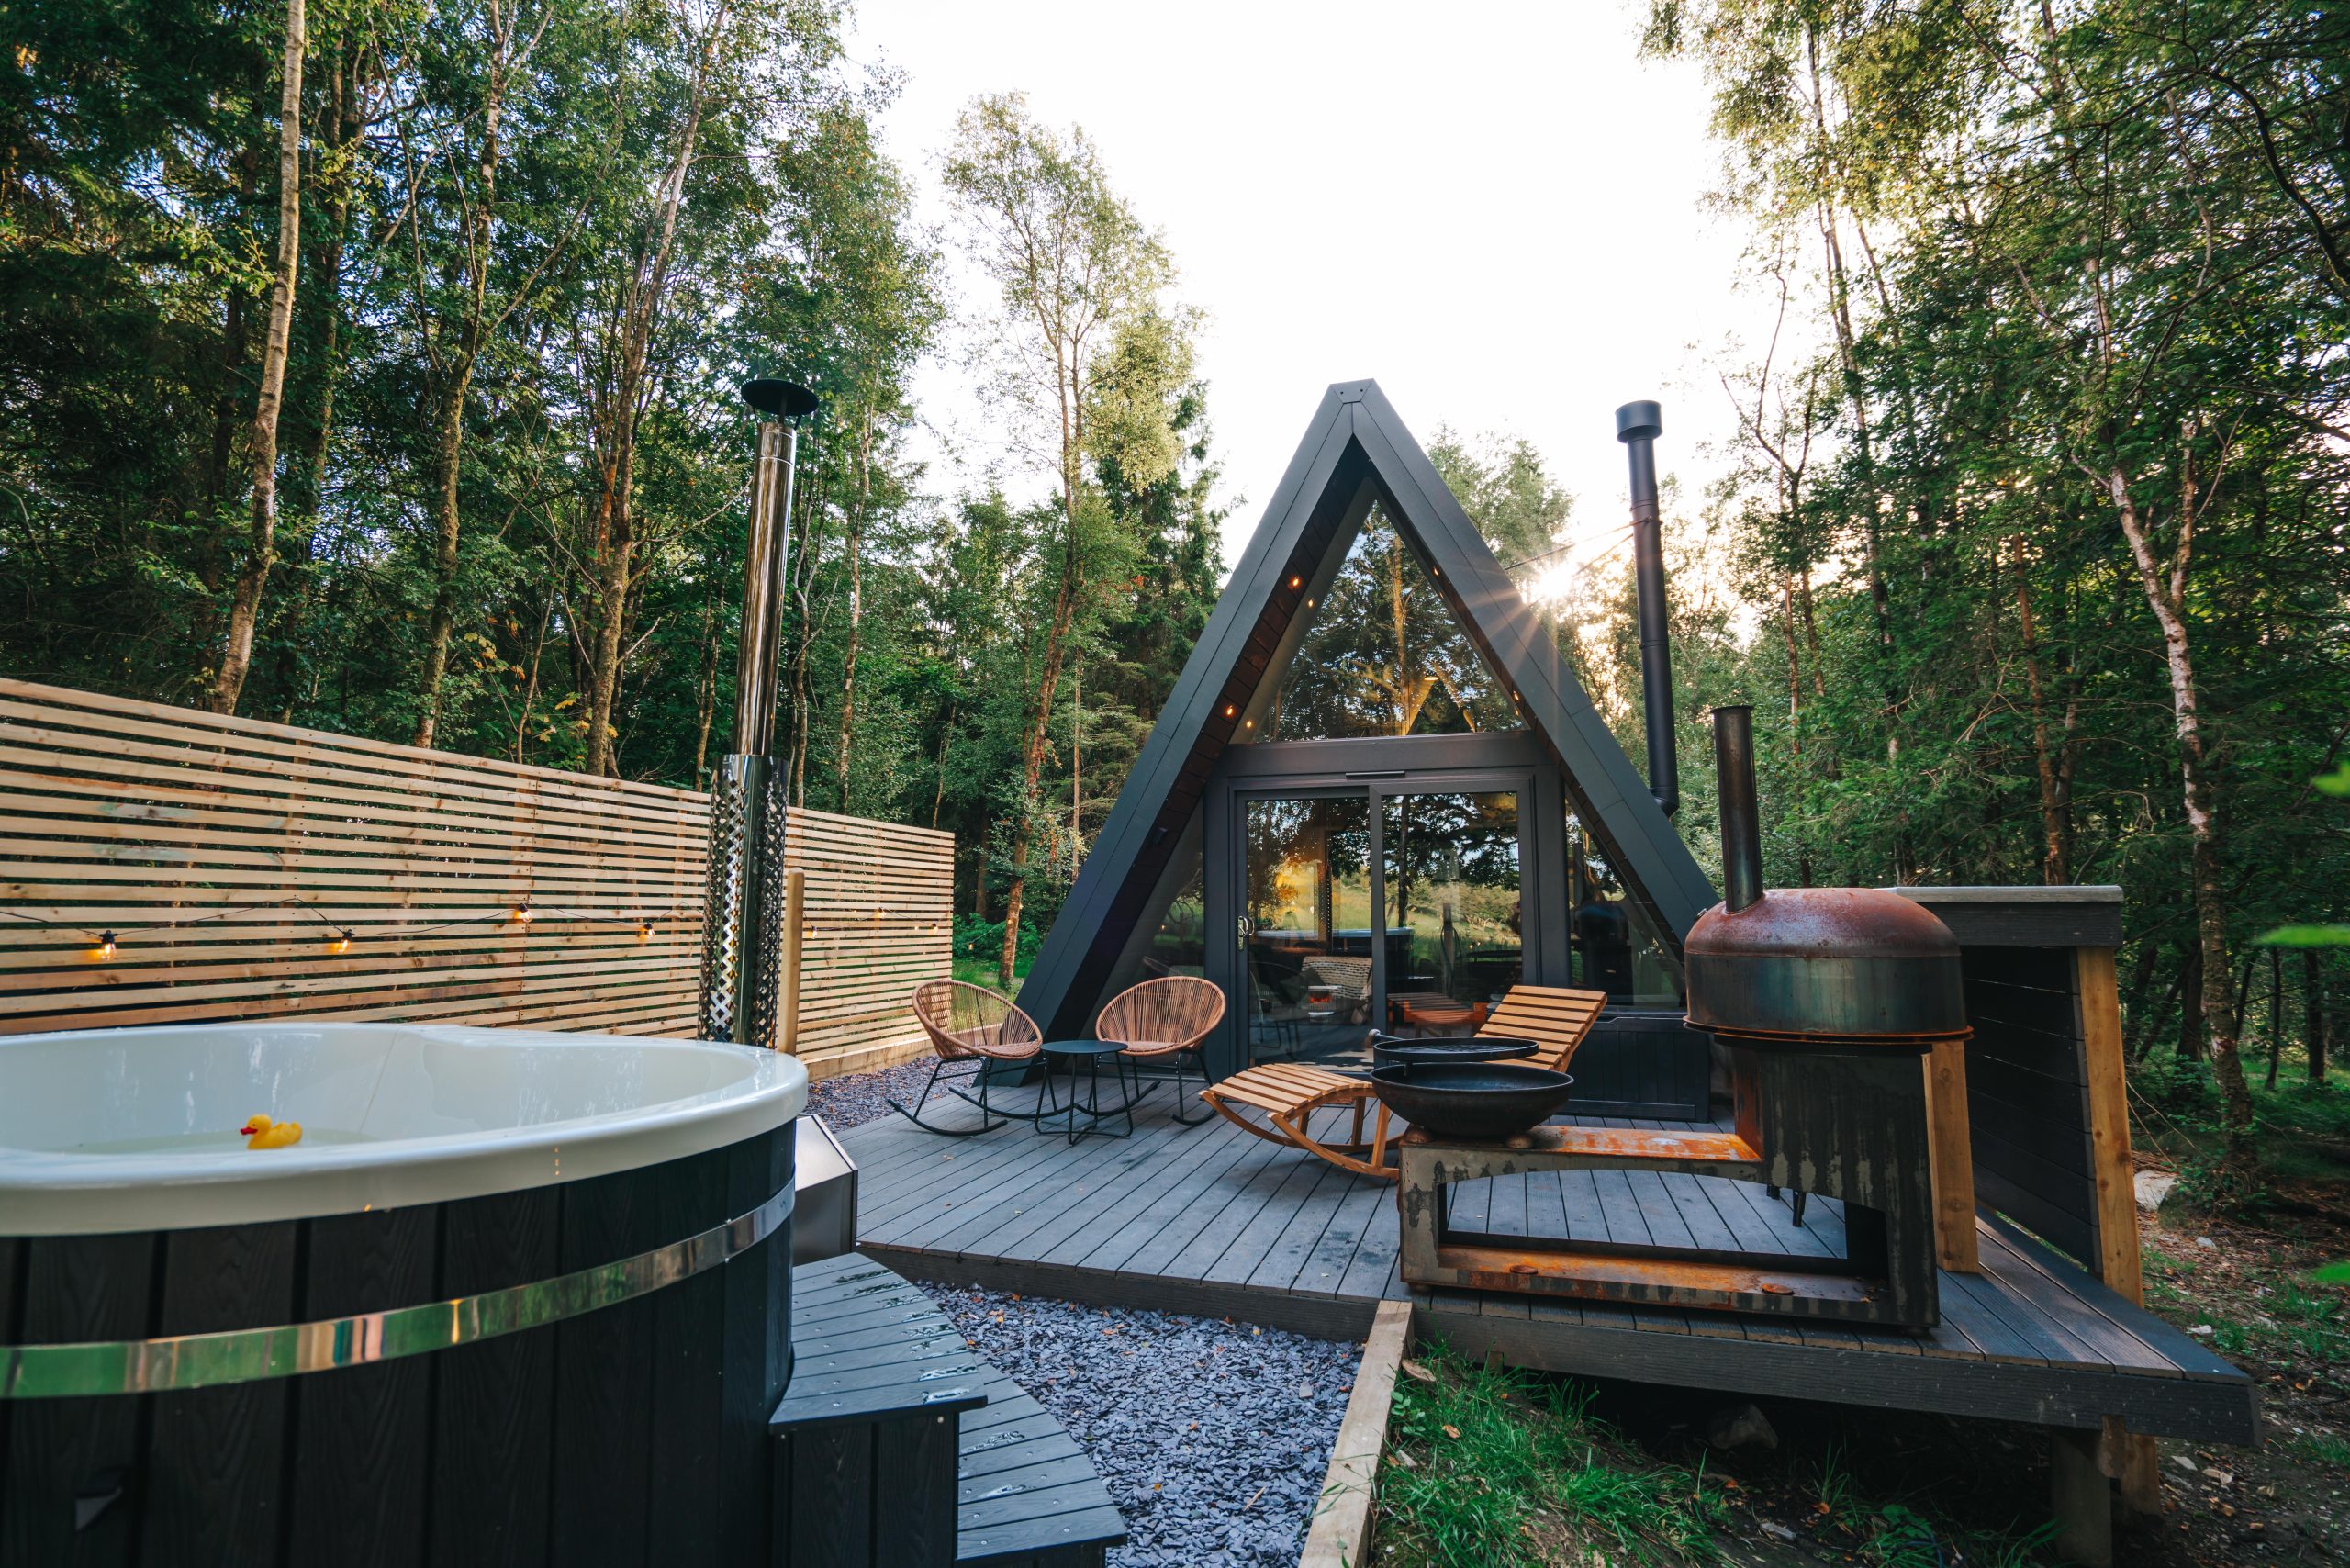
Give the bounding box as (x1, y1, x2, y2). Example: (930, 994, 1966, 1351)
(778, 1252, 1125, 1568)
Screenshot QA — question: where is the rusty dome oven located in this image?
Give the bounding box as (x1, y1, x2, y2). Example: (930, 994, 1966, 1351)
(1686, 708, 1970, 1052)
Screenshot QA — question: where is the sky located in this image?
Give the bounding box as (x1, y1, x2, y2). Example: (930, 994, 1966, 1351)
(845, 0, 1773, 581)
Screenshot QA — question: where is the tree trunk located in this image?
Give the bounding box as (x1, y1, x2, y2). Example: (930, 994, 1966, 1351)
(2266, 949, 2283, 1091)
(836, 416, 870, 810)
(413, 387, 472, 747)
(2106, 466, 2254, 1168)
(212, 0, 307, 715)
(2176, 942, 2205, 1061)
(583, 2, 730, 775)
(2009, 535, 2069, 882)
(998, 565, 1079, 990)
(691, 565, 721, 788)
(2308, 950, 2328, 1084)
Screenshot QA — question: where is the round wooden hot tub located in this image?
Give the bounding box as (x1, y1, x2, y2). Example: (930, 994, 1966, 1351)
(0, 1022, 805, 1565)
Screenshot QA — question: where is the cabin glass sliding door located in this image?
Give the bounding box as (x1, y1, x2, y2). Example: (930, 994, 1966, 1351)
(1242, 794, 1372, 1066)
(1381, 790, 1522, 1031)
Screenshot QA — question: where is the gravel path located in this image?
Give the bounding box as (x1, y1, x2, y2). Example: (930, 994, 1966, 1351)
(928, 1285, 1360, 1567)
(803, 1058, 939, 1129)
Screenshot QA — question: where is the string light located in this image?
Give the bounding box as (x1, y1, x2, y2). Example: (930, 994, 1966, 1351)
(5, 900, 688, 959)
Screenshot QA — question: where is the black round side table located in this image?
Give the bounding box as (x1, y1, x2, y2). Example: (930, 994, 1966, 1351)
(1036, 1039, 1138, 1145)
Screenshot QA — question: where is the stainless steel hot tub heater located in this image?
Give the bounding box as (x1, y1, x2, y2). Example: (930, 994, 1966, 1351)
(699, 376, 818, 1047)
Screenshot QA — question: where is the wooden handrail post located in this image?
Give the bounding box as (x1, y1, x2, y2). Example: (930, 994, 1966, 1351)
(778, 868, 804, 1054)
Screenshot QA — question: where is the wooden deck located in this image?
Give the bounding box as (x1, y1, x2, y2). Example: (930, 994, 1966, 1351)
(840, 1086, 2259, 1446)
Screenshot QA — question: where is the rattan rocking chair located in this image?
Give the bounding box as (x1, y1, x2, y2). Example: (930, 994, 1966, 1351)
(1094, 975, 1225, 1126)
(894, 980, 1045, 1136)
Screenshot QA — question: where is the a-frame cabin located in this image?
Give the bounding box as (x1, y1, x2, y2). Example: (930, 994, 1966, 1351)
(1017, 381, 1721, 1115)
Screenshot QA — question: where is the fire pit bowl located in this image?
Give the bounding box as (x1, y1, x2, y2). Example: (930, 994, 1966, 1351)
(1368, 1062, 1574, 1141)
(1370, 1033, 1538, 1070)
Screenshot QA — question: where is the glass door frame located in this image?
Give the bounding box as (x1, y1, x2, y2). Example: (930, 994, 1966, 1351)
(1200, 730, 1570, 1078)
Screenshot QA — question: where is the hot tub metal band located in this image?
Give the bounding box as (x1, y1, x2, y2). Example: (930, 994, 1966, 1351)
(0, 1183, 792, 1400)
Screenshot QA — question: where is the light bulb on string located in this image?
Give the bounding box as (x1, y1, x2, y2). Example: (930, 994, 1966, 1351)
(330, 929, 352, 955)
(94, 930, 117, 961)
(511, 904, 534, 926)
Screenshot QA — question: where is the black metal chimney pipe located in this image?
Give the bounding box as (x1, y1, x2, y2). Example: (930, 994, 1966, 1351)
(699, 376, 816, 1047)
(1711, 704, 1763, 913)
(1617, 400, 1678, 818)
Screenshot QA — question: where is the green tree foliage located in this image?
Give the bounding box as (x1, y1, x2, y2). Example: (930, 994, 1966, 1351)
(1648, 0, 2350, 1173)
(0, 15, 1225, 956)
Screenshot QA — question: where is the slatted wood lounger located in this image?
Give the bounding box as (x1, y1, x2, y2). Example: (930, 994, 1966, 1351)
(1198, 985, 1609, 1180)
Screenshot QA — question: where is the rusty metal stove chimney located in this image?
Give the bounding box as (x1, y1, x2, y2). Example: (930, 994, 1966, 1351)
(699, 376, 817, 1047)
(1712, 704, 1763, 913)
(1617, 400, 1677, 818)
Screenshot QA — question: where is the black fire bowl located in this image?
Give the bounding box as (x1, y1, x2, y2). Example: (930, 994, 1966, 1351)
(1368, 1062, 1575, 1141)
(1369, 1033, 1538, 1070)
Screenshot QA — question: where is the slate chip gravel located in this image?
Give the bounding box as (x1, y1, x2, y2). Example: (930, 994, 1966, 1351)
(930, 1285, 1359, 1567)
(803, 1057, 940, 1129)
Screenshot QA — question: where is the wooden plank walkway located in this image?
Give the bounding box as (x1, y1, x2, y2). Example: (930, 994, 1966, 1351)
(783, 1253, 1125, 1567)
(841, 1087, 2259, 1446)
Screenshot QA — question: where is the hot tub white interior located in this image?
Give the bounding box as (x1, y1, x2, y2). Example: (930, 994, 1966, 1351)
(0, 1023, 808, 1234)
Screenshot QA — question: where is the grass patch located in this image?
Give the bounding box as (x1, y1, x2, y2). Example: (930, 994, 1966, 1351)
(2142, 1233, 2350, 1369)
(1377, 1347, 1727, 1565)
(1373, 1350, 2065, 1567)
(2288, 1432, 2350, 1473)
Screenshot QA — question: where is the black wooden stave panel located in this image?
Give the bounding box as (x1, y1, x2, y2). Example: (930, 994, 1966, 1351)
(287, 1204, 438, 1568)
(140, 1222, 298, 1568)
(1, 1234, 156, 1568)
(430, 1186, 560, 1568)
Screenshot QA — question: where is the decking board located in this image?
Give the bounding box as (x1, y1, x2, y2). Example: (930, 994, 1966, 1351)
(842, 1101, 2259, 1445)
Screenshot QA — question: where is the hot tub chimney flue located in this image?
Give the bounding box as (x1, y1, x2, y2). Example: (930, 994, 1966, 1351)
(1617, 400, 1678, 818)
(699, 376, 816, 1047)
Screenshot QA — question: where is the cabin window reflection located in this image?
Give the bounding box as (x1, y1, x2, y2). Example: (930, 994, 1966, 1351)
(1565, 810, 1684, 1007)
(1260, 504, 1522, 741)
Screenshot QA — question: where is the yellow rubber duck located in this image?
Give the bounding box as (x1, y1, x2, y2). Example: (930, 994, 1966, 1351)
(241, 1114, 303, 1150)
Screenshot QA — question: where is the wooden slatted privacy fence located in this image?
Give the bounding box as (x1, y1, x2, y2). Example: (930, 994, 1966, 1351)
(0, 679, 950, 1070)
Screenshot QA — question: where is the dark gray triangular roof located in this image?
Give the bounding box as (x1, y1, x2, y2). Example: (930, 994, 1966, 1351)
(1015, 380, 1718, 1038)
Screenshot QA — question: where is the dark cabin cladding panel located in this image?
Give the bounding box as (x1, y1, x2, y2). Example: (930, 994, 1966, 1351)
(1017, 380, 1718, 1046)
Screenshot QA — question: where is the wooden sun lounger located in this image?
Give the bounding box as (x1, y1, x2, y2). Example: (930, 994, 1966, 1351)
(1199, 985, 1608, 1180)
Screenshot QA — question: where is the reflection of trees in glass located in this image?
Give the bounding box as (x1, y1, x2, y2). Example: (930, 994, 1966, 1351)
(1246, 798, 1370, 933)
(1387, 792, 1520, 1001)
(1265, 506, 1520, 740)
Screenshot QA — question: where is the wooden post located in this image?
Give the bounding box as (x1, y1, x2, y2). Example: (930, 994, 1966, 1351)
(2049, 1427, 2114, 1567)
(1924, 1037, 1980, 1271)
(2077, 945, 2162, 1517)
(778, 868, 805, 1054)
